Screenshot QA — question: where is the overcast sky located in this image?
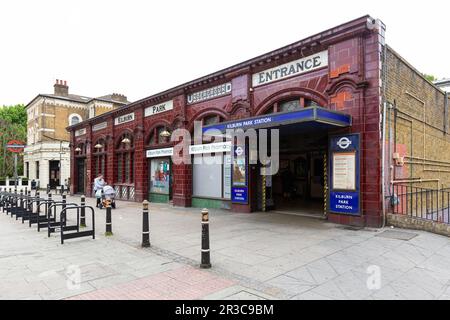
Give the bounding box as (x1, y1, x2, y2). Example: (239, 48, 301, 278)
(1, 0, 449, 106)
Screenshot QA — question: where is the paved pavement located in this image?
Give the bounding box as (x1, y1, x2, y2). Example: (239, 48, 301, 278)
(1, 194, 450, 300)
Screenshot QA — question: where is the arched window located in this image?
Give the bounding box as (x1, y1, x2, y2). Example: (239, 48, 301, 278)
(69, 114, 82, 126)
(264, 97, 323, 115)
(93, 138, 107, 178)
(115, 132, 134, 184)
(146, 125, 171, 146)
(74, 143, 87, 156)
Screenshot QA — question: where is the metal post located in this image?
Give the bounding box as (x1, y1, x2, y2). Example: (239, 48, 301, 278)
(105, 200, 113, 236)
(80, 195, 86, 227)
(14, 154, 18, 188)
(142, 200, 150, 248)
(62, 193, 66, 226)
(200, 208, 211, 269)
(36, 191, 40, 214)
(17, 189, 23, 220)
(47, 192, 52, 220)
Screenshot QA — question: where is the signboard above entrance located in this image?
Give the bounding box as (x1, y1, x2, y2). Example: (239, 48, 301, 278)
(189, 142, 231, 155)
(146, 147, 174, 158)
(252, 50, 328, 87)
(203, 107, 351, 134)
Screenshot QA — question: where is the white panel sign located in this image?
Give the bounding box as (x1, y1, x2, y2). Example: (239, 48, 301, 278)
(75, 128, 86, 137)
(189, 141, 232, 155)
(145, 100, 174, 117)
(187, 82, 232, 104)
(146, 147, 174, 158)
(252, 50, 328, 87)
(114, 112, 135, 126)
(92, 122, 108, 132)
(333, 152, 356, 190)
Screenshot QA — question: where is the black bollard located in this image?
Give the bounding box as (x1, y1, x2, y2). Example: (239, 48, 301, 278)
(36, 191, 40, 214)
(47, 192, 52, 220)
(17, 190, 23, 220)
(62, 193, 67, 226)
(80, 195, 86, 228)
(200, 208, 211, 269)
(105, 199, 113, 236)
(142, 200, 150, 248)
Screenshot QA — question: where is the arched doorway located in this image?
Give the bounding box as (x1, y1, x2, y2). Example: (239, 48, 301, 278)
(256, 96, 328, 216)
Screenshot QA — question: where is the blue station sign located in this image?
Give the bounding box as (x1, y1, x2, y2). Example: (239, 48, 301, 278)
(328, 134, 361, 216)
(203, 107, 352, 134)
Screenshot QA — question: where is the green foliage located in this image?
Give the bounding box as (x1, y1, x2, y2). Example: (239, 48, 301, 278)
(422, 73, 437, 83)
(0, 104, 27, 178)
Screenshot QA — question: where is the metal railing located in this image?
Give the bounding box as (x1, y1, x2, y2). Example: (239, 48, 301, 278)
(391, 184, 450, 225)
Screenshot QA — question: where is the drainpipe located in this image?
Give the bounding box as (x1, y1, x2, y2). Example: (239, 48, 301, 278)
(381, 102, 387, 228)
(445, 92, 449, 134)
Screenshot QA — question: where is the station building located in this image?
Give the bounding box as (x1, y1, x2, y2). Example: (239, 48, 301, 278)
(67, 15, 450, 227)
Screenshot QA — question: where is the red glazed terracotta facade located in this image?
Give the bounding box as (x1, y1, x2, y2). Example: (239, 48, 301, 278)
(68, 16, 386, 227)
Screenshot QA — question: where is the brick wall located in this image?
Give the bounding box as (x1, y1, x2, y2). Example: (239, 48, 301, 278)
(385, 47, 450, 191)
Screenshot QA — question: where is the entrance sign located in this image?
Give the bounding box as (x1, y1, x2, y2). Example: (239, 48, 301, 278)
(252, 50, 328, 87)
(145, 100, 173, 117)
(203, 107, 351, 134)
(329, 134, 360, 216)
(146, 147, 174, 158)
(6, 140, 25, 153)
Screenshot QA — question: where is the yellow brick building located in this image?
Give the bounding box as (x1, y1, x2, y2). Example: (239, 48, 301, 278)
(24, 80, 129, 190)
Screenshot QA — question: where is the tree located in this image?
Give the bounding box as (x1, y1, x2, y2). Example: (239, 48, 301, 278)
(0, 104, 27, 178)
(422, 73, 437, 83)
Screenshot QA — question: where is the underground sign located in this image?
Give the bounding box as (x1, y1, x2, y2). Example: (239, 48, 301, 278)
(6, 140, 26, 153)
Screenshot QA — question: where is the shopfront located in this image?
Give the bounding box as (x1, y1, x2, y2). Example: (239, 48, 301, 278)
(190, 141, 232, 209)
(147, 147, 173, 203)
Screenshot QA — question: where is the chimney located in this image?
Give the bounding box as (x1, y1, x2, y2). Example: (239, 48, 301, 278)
(54, 79, 69, 96)
(111, 93, 128, 103)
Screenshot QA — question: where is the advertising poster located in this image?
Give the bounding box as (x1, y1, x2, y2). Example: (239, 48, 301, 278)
(150, 158, 170, 195)
(232, 145, 248, 204)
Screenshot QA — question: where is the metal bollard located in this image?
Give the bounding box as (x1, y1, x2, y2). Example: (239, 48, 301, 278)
(80, 195, 86, 227)
(62, 193, 67, 226)
(36, 191, 40, 214)
(17, 190, 23, 220)
(200, 208, 211, 269)
(142, 200, 150, 248)
(47, 193, 52, 219)
(105, 199, 113, 236)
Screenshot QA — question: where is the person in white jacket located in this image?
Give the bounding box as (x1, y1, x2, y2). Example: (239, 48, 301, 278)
(93, 174, 106, 207)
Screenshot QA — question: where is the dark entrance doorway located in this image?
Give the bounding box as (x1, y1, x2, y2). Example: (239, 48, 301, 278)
(76, 158, 86, 194)
(49, 160, 60, 189)
(256, 127, 328, 217)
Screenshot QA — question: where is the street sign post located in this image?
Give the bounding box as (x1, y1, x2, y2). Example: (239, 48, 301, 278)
(5, 140, 25, 188)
